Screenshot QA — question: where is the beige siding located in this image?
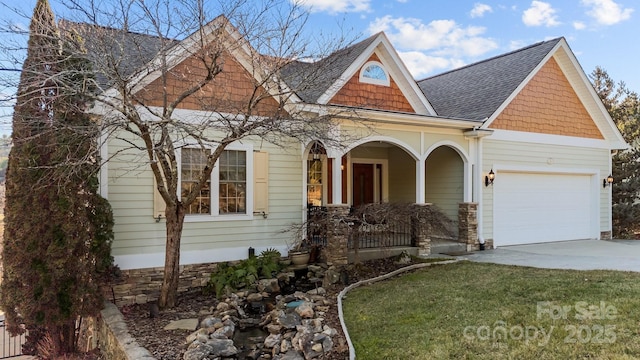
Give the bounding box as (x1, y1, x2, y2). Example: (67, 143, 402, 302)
(425, 146, 464, 220)
(107, 132, 303, 261)
(482, 139, 610, 241)
(388, 147, 416, 202)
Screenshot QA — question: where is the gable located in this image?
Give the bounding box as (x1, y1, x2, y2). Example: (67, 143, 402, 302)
(489, 57, 603, 139)
(327, 54, 415, 113)
(135, 48, 282, 116)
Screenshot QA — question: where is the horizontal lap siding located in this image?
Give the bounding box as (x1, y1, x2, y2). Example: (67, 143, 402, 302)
(107, 134, 303, 261)
(482, 139, 610, 240)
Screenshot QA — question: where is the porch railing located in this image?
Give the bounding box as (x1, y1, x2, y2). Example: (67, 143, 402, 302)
(348, 217, 413, 249)
(0, 317, 25, 359)
(306, 204, 415, 250)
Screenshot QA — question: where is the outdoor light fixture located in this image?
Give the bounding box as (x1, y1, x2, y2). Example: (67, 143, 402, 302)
(603, 174, 614, 188)
(485, 169, 495, 187)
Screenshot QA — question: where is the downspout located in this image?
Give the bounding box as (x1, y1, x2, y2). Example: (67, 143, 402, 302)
(463, 127, 493, 249)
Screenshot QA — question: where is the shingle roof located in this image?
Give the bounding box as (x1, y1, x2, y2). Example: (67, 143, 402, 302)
(60, 20, 179, 90)
(417, 38, 562, 120)
(280, 34, 379, 103)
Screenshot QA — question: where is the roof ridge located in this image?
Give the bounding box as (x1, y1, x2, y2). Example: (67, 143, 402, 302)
(417, 37, 563, 82)
(58, 19, 178, 43)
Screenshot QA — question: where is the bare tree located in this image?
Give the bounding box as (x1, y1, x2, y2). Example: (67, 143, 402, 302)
(1, 0, 363, 308)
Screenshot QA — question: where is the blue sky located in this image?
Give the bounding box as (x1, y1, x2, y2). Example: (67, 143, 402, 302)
(299, 0, 638, 91)
(0, 0, 636, 135)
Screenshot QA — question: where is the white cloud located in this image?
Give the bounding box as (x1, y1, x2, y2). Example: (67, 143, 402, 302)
(581, 0, 633, 25)
(368, 16, 498, 56)
(367, 16, 498, 78)
(508, 40, 527, 50)
(573, 21, 587, 30)
(399, 51, 466, 79)
(295, 0, 371, 13)
(470, 3, 493, 18)
(522, 1, 561, 27)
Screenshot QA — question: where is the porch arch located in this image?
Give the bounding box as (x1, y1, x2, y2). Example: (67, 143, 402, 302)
(424, 143, 469, 224)
(341, 135, 420, 161)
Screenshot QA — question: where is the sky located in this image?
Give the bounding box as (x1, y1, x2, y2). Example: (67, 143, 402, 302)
(0, 0, 637, 135)
(298, 0, 638, 90)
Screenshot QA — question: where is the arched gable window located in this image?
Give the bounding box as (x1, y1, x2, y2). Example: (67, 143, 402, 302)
(359, 61, 390, 86)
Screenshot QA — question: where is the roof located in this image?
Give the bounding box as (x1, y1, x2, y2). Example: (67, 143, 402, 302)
(279, 34, 378, 103)
(417, 38, 562, 120)
(60, 20, 179, 90)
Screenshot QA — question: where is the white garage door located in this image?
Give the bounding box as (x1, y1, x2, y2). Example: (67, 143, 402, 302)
(494, 172, 596, 246)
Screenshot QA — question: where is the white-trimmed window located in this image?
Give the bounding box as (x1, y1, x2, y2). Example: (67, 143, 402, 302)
(178, 143, 254, 220)
(359, 61, 390, 86)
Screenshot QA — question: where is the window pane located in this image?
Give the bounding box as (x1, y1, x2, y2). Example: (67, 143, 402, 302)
(219, 150, 247, 214)
(181, 148, 211, 215)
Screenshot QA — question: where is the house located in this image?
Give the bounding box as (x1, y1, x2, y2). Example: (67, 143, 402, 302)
(89, 18, 626, 302)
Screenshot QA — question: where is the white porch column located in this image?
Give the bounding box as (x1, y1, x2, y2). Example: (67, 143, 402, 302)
(331, 156, 343, 204)
(416, 158, 426, 203)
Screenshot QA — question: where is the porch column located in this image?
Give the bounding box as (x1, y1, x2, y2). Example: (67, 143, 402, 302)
(325, 204, 350, 265)
(330, 156, 343, 205)
(416, 158, 426, 203)
(412, 203, 432, 256)
(459, 202, 481, 251)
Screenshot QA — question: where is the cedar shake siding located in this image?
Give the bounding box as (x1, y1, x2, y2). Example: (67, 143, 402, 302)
(329, 55, 415, 113)
(490, 58, 603, 139)
(135, 49, 283, 116)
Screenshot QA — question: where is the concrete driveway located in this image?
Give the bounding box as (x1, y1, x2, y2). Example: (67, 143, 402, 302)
(465, 239, 640, 272)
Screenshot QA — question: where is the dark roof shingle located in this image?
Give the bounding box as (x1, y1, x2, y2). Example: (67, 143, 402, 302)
(280, 34, 378, 103)
(417, 38, 562, 120)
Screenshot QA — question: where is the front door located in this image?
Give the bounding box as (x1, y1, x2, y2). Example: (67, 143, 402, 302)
(353, 163, 375, 206)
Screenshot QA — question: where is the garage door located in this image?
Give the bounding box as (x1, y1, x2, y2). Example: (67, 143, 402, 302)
(493, 172, 596, 246)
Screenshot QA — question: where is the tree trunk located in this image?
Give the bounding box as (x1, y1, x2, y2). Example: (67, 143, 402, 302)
(158, 205, 185, 309)
(49, 321, 76, 355)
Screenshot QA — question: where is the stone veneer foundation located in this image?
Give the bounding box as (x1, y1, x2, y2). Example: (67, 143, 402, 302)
(106, 263, 219, 306)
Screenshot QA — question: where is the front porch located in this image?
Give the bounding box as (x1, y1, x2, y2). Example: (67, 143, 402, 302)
(305, 139, 480, 263)
(307, 202, 479, 264)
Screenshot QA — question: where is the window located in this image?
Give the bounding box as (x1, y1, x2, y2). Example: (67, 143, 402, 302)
(179, 145, 252, 219)
(219, 150, 246, 214)
(307, 158, 323, 206)
(359, 61, 390, 86)
(182, 148, 211, 215)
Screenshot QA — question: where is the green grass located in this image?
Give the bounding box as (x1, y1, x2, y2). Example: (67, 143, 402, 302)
(343, 261, 640, 359)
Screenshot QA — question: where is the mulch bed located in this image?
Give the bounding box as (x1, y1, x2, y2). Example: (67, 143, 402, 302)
(121, 257, 414, 359)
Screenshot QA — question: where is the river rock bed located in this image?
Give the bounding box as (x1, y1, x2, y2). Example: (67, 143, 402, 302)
(121, 256, 417, 359)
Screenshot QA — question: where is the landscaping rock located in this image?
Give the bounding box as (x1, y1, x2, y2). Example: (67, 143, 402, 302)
(294, 301, 314, 318)
(246, 292, 263, 302)
(258, 278, 280, 293)
(183, 342, 213, 360)
(278, 311, 302, 329)
(164, 318, 199, 331)
(206, 338, 238, 357)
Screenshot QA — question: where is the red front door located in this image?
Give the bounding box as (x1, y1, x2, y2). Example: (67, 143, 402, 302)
(353, 163, 374, 206)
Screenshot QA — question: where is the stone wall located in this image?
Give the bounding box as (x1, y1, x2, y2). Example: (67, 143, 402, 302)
(601, 231, 613, 240)
(96, 302, 155, 360)
(107, 263, 219, 306)
(458, 202, 479, 251)
(324, 205, 350, 266)
(412, 204, 432, 256)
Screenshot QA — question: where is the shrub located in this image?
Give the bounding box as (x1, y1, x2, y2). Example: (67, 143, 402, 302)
(207, 251, 283, 297)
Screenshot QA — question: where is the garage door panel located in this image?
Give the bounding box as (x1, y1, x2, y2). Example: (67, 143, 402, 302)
(494, 172, 594, 246)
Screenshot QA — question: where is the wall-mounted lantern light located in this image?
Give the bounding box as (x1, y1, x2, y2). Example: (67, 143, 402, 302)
(485, 169, 495, 187)
(603, 174, 614, 188)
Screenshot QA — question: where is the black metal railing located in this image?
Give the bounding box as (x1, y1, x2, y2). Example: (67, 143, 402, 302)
(0, 317, 25, 359)
(307, 204, 416, 250)
(348, 214, 413, 249)
(307, 205, 328, 248)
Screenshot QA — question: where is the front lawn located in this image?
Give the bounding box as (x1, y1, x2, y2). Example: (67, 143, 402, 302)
(343, 261, 640, 359)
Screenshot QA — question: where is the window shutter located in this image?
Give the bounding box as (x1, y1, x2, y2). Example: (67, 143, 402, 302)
(253, 151, 269, 214)
(153, 175, 166, 219)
